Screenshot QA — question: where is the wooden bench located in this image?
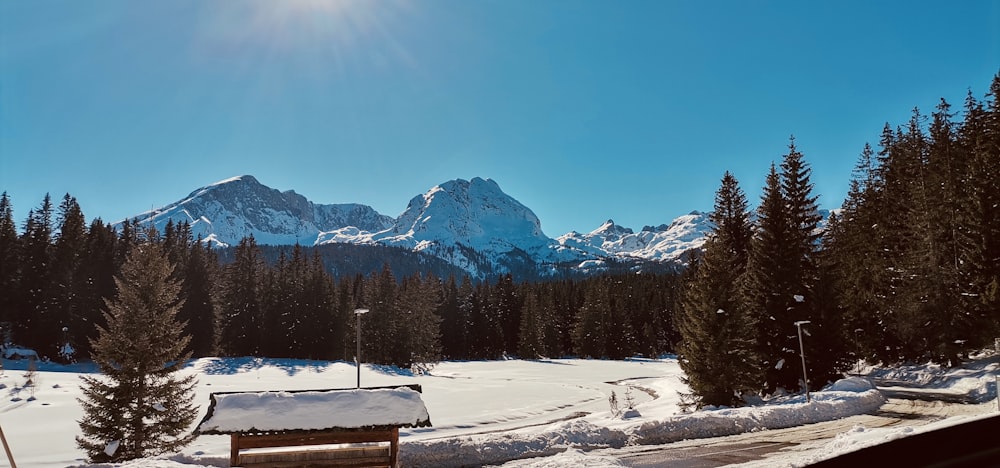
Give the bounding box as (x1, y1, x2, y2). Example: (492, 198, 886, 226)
(231, 427, 399, 467)
(194, 385, 431, 468)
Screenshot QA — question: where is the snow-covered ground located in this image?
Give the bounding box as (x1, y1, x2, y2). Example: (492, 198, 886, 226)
(0, 354, 995, 467)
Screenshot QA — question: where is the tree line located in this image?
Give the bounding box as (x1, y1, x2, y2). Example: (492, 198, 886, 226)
(677, 73, 1000, 408)
(0, 198, 684, 367)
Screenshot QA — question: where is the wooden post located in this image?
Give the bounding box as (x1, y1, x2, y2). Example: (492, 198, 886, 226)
(0, 422, 16, 468)
(390, 427, 399, 468)
(230, 433, 240, 467)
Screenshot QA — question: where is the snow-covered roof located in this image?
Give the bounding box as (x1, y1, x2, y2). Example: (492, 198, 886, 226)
(195, 385, 431, 435)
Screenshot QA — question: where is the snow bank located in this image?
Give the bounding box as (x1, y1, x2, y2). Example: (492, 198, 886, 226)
(402, 419, 628, 467)
(632, 388, 885, 445)
(826, 376, 875, 392)
(401, 382, 885, 467)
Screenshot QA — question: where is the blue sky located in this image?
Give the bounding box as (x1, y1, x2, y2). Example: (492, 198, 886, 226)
(1, 1, 998, 237)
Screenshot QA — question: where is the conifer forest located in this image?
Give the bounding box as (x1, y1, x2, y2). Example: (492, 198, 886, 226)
(1, 73, 998, 408)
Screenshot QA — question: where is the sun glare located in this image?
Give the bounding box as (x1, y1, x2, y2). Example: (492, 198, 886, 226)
(249, 0, 368, 47)
(195, 0, 417, 79)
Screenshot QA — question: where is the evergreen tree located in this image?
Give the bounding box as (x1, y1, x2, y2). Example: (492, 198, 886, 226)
(76, 237, 197, 463)
(300, 251, 337, 360)
(18, 195, 54, 356)
(959, 75, 1000, 349)
(518, 290, 545, 359)
(259, 251, 295, 357)
(50, 194, 87, 361)
(677, 172, 757, 407)
(362, 264, 398, 365)
(178, 238, 216, 357)
(741, 164, 790, 393)
(826, 144, 889, 363)
(489, 274, 522, 356)
(742, 139, 829, 394)
(437, 275, 465, 360)
(469, 282, 502, 359)
(0, 192, 20, 336)
(216, 236, 264, 356)
(72, 220, 118, 360)
(604, 278, 635, 359)
(398, 273, 442, 370)
(573, 279, 609, 358)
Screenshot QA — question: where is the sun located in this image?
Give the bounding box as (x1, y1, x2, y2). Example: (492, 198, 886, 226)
(201, 0, 405, 54)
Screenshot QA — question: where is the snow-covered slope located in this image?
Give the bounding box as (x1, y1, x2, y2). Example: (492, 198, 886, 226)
(127, 176, 394, 247)
(557, 212, 710, 264)
(329, 177, 593, 275)
(124, 175, 712, 277)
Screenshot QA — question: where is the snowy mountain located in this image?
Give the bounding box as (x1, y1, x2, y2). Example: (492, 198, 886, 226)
(126, 175, 711, 278)
(129, 175, 394, 247)
(556, 212, 710, 264)
(316, 177, 596, 276)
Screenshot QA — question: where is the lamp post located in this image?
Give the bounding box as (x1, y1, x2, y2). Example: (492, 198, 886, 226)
(854, 328, 863, 375)
(354, 308, 369, 389)
(794, 320, 812, 402)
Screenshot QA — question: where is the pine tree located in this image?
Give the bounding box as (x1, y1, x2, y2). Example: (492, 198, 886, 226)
(959, 75, 1000, 350)
(741, 164, 790, 393)
(362, 264, 398, 365)
(573, 279, 609, 358)
(71, 220, 118, 360)
(76, 236, 197, 463)
(742, 139, 829, 394)
(216, 236, 265, 357)
(518, 290, 545, 359)
(178, 238, 216, 358)
(300, 251, 337, 360)
(677, 172, 757, 407)
(18, 194, 54, 356)
(826, 144, 889, 363)
(50, 194, 87, 362)
(398, 273, 442, 370)
(0, 192, 20, 334)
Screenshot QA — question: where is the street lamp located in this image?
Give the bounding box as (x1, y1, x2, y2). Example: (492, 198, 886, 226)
(854, 328, 863, 375)
(794, 320, 812, 402)
(354, 309, 369, 389)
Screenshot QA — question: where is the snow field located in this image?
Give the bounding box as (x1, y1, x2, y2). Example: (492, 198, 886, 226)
(1, 355, 987, 467)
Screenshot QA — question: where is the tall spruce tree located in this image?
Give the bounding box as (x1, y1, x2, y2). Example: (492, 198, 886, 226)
(178, 238, 216, 358)
(76, 236, 197, 463)
(677, 172, 757, 407)
(19, 194, 54, 356)
(740, 164, 790, 393)
(518, 290, 546, 359)
(826, 144, 888, 363)
(959, 75, 1000, 349)
(51, 194, 87, 361)
(0, 192, 19, 335)
(573, 279, 610, 358)
(216, 236, 265, 357)
(742, 139, 829, 394)
(362, 263, 399, 365)
(398, 273, 442, 370)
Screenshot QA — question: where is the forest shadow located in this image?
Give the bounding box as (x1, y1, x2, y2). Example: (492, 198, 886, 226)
(195, 357, 337, 376)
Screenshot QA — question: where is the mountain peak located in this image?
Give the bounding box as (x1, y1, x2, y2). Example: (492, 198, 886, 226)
(126, 175, 393, 247)
(378, 177, 547, 248)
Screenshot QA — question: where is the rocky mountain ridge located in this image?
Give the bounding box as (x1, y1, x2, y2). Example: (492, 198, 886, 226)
(130, 175, 709, 278)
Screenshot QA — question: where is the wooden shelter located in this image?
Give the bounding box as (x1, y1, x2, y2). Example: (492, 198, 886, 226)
(194, 385, 431, 468)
